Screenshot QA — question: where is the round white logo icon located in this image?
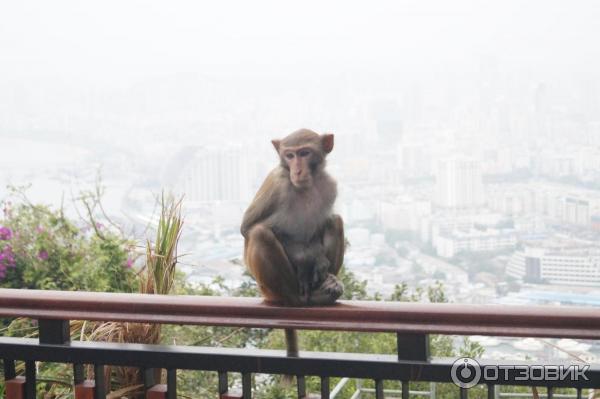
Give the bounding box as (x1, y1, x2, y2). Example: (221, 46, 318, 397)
(451, 357, 482, 388)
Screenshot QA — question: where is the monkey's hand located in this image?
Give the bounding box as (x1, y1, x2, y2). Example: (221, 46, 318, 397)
(312, 256, 330, 289)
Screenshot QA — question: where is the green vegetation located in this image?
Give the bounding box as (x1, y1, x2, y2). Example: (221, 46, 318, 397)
(1, 190, 579, 398)
(0, 192, 136, 293)
(142, 193, 183, 295)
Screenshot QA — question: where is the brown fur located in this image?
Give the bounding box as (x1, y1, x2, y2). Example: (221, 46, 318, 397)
(241, 129, 345, 306)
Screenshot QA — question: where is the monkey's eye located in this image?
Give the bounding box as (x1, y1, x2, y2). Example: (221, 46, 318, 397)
(298, 149, 310, 157)
(285, 153, 294, 160)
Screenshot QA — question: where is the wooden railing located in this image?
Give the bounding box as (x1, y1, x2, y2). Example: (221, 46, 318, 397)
(0, 288, 598, 398)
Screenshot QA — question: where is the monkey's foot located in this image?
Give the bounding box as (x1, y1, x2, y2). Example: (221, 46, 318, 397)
(322, 274, 344, 297)
(308, 274, 344, 306)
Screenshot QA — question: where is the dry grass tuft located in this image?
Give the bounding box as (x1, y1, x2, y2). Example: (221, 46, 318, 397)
(73, 193, 184, 397)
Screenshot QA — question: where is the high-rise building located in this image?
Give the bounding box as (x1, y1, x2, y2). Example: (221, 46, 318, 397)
(564, 197, 590, 226)
(507, 246, 600, 286)
(435, 227, 517, 258)
(434, 158, 484, 209)
(164, 145, 252, 203)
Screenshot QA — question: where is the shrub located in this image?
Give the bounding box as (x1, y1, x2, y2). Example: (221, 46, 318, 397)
(0, 199, 136, 293)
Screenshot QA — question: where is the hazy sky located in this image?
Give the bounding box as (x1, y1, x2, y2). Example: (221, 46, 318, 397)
(2, 0, 600, 88)
(1, 0, 600, 227)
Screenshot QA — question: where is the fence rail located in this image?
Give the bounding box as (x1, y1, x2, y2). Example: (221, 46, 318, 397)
(0, 288, 598, 399)
(1, 288, 599, 338)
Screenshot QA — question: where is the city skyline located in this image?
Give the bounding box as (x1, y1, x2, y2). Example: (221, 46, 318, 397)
(2, 1, 600, 306)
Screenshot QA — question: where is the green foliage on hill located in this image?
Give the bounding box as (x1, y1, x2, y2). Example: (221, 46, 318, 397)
(0, 200, 136, 293)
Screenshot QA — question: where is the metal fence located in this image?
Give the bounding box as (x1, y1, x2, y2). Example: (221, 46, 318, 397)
(0, 288, 598, 399)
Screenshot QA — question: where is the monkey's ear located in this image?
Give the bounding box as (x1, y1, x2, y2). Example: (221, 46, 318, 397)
(321, 134, 334, 154)
(271, 139, 281, 152)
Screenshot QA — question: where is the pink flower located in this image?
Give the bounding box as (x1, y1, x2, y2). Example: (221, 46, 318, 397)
(38, 250, 49, 261)
(0, 244, 13, 279)
(125, 257, 134, 268)
(0, 245, 15, 268)
(0, 226, 12, 241)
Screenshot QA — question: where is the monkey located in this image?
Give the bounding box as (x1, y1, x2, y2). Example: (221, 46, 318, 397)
(240, 129, 346, 375)
(240, 128, 345, 309)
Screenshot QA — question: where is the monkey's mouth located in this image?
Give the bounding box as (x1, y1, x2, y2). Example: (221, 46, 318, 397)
(292, 178, 311, 188)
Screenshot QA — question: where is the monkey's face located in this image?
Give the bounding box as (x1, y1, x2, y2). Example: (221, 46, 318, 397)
(283, 147, 316, 189)
(272, 130, 335, 189)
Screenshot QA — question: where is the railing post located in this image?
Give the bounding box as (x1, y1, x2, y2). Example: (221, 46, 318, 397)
(218, 371, 229, 397)
(297, 375, 306, 398)
(401, 380, 409, 399)
(9, 319, 70, 399)
(374, 379, 384, 399)
(142, 367, 156, 388)
(144, 368, 168, 399)
(146, 384, 168, 399)
(93, 364, 105, 399)
(38, 319, 70, 344)
(4, 359, 25, 399)
(73, 364, 94, 399)
(397, 333, 429, 361)
(320, 376, 330, 399)
(166, 369, 177, 399)
(487, 384, 495, 399)
(73, 364, 84, 385)
(25, 360, 36, 399)
(5, 376, 26, 399)
(242, 372, 251, 399)
(3, 359, 16, 380)
(218, 371, 243, 399)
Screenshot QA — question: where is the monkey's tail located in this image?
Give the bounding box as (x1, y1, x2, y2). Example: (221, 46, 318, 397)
(285, 328, 299, 356)
(282, 328, 298, 386)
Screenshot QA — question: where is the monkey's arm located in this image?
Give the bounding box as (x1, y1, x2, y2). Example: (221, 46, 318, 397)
(241, 171, 281, 238)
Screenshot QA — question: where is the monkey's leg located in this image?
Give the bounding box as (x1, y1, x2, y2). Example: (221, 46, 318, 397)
(284, 242, 313, 304)
(322, 214, 345, 276)
(296, 264, 313, 305)
(244, 224, 303, 306)
(312, 251, 330, 290)
(308, 215, 345, 305)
